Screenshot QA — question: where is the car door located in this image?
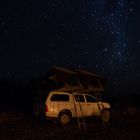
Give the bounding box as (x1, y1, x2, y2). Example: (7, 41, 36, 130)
(74, 94, 87, 117)
(85, 94, 100, 116)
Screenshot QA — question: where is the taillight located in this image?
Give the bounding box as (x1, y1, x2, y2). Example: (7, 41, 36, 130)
(45, 104, 48, 112)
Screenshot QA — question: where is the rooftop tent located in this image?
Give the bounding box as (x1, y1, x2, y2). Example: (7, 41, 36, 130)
(48, 66, 77, 83)
(48, 66, 107, 92)
(75, 69, 107, 92)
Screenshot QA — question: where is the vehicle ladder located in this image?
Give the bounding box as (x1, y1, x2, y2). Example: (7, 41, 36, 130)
(95, 92, 108, 127)
(72, 92, 87, 130)
(94, 92, 104, 112)
(95, 79, 105, 112)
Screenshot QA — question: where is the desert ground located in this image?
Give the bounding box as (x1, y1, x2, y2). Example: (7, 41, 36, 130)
(0, 110, 140, 140)
(0, 81, 139, 140)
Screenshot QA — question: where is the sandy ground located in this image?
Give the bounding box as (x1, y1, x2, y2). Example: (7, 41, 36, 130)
(0, 111, 140, 140)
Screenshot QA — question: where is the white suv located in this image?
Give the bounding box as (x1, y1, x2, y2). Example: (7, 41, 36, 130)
(44, 91, 111, 125)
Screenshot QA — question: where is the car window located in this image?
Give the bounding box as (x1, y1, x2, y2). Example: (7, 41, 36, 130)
(74, 95, 85, 102)
(50, 94, 69, 101)
(85, 95, 96, 102)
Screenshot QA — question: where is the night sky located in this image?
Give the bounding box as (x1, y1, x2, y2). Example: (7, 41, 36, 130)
(0, 0, 140, 94)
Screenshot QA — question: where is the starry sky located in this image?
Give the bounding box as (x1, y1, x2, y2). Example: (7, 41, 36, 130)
(0, 0, 140, 94)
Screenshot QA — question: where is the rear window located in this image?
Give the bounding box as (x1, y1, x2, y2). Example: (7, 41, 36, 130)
(50, 94, 69, 101)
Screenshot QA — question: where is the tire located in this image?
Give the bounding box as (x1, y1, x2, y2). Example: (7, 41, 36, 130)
(101, 109, 110, 127)
(58, 111, 72, 125)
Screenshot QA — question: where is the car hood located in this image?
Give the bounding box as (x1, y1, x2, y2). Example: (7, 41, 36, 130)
(101, 102, 111, 109)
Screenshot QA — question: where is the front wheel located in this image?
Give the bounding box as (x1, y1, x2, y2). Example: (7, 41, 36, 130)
(58, 111, 72, 125)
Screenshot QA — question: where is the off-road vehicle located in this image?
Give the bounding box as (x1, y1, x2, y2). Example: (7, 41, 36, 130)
(44, 91, 111, 125)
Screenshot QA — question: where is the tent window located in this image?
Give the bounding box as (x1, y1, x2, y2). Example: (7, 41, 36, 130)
(67, 76, 79, 86)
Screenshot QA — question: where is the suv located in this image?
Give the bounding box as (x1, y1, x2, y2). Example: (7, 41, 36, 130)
(44, 91, 111, 125)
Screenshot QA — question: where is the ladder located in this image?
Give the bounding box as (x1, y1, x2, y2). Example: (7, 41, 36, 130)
(95, 92, 107, 127)
(72, 93, 87, 130)
(94, 92, 104, 112)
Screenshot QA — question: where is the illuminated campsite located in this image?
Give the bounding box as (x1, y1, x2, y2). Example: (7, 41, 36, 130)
(0, 0, 140, 139)
(0, 67, 140, 140)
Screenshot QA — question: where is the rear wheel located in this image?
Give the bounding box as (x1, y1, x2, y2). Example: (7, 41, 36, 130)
(58, 111, 71, 125)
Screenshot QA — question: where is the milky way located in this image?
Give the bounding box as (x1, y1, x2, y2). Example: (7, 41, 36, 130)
(85, 0, 136, 82)
(0, 0, 139, 94)
(102, 0, 130, 63)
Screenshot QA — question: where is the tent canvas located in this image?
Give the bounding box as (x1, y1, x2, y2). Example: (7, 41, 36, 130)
(48, 66, 107, 92)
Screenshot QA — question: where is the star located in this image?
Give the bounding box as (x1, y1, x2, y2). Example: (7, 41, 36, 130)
(104, 48, 108, 52)
(0, 0, 139, 95)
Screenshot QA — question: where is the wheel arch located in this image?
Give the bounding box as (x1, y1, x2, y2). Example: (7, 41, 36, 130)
(58, 109, 72, 117)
